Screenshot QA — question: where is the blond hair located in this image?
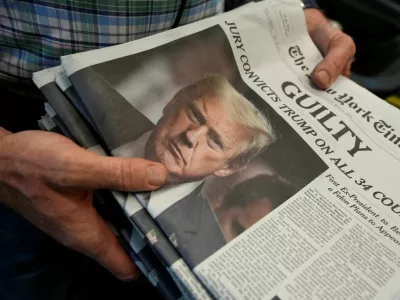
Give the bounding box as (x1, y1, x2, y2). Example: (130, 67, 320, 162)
(173, 74, 276, 167)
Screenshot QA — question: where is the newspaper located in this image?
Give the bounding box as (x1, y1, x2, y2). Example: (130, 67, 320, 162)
(33, 0, 400, 299)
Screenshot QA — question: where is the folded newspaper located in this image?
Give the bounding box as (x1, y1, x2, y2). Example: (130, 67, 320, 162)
(33, 1, 400, 299)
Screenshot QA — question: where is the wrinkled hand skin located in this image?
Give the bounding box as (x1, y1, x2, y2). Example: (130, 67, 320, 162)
(0, 129, 168, 281)
(305, 8, 356, 89)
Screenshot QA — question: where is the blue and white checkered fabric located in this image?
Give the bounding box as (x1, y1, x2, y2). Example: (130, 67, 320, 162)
(0, 0, 318, 82)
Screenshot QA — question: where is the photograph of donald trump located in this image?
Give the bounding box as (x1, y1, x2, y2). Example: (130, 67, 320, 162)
(111, 74, 276, 267)
(114, 74, 275, 184)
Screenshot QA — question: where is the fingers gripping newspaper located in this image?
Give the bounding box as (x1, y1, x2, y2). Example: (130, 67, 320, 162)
(32, 67, 187, 300)
(33, 0, 400, 299)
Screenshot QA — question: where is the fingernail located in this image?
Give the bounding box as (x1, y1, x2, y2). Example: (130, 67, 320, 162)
(120, 272, 140, 282)
(146, 165, 166, 186)
(118, 265, 140, 282)
(120, 275, 136, 282)
(317, 70, 330, 86)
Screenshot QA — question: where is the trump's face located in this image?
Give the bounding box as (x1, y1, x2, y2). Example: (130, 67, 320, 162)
(145, 96, 252, 184)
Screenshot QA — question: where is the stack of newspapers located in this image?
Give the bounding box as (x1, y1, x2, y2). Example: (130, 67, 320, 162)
(32, 1, 400, 299)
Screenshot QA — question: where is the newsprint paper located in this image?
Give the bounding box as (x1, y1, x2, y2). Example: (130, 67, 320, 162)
(33, 0, 400, 299)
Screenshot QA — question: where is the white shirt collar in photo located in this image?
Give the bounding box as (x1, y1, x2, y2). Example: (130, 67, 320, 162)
(112, 130, 203, 218)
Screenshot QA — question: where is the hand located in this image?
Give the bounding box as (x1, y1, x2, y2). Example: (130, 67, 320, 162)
(305, 9, 356, 89)
(0, 129, 168, 281)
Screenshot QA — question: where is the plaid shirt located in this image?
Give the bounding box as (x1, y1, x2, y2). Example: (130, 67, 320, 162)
(0, 0, 318, 82)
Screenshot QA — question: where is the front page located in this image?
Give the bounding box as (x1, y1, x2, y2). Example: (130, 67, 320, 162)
(52, 0, 400, 298)
(193, 2, 400, 299)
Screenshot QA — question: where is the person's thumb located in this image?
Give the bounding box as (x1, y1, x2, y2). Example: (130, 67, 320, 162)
(62, 150, 168, 191)
(311, 32, 355, 89)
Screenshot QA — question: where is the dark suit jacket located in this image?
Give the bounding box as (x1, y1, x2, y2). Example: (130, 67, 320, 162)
(156, 183, 227, 268)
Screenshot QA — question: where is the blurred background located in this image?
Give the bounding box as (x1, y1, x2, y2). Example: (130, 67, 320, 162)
(316, 0, 400, 107)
